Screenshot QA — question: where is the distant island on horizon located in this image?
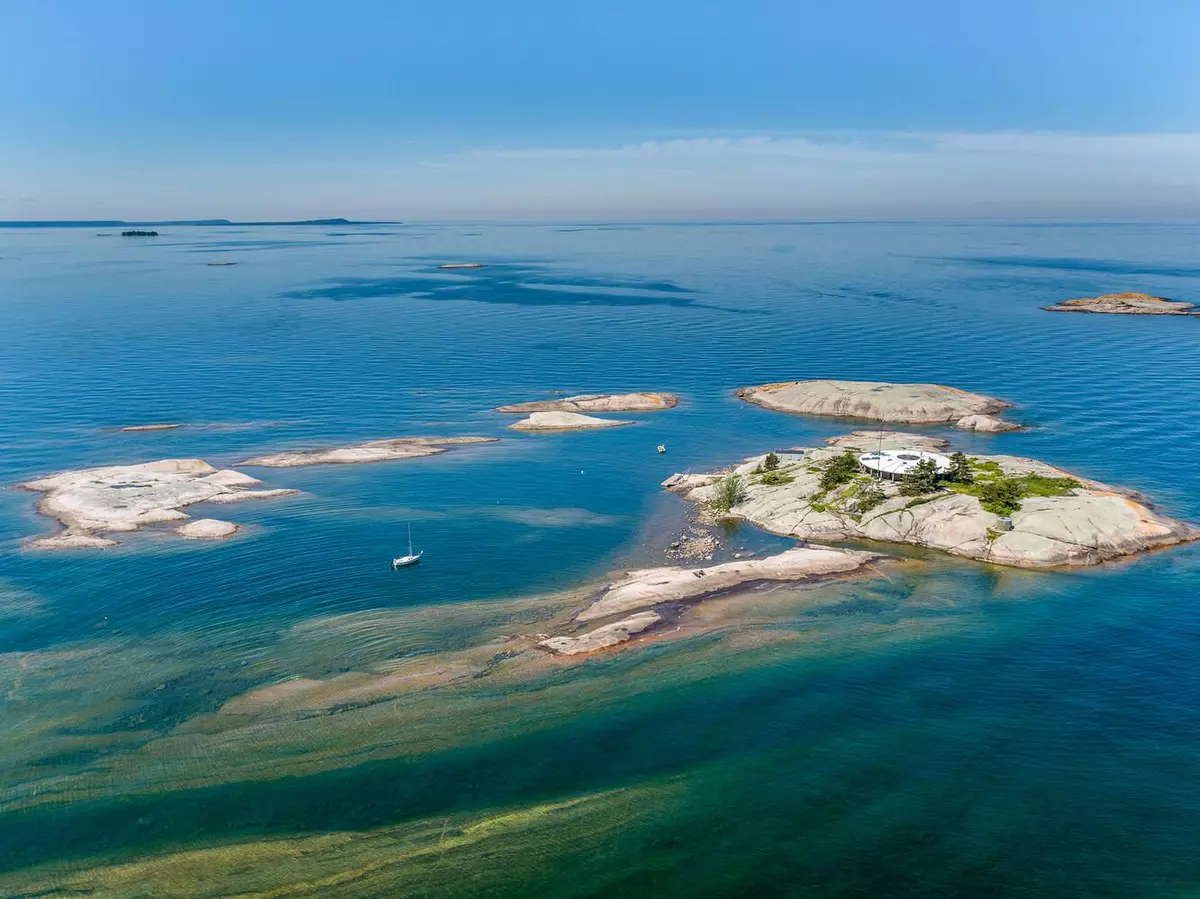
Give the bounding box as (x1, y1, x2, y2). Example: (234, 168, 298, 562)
(0, 218, 398, 228)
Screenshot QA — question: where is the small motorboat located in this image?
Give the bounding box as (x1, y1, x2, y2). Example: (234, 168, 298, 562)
(392, 523, 422, 569)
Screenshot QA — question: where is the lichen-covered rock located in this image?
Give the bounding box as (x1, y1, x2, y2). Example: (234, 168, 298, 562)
(1043, 293, 1198, 315)
(497, 392, 677, 413)
(737, 380, 1011, 423)
(508, 412, 632, 431)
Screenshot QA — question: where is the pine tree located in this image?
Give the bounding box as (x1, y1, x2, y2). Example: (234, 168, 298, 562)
(947, 451, 973, 483)
(900, 458, 942, 496)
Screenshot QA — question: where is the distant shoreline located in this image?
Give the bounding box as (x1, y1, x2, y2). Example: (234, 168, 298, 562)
(0, 218, 399, 228)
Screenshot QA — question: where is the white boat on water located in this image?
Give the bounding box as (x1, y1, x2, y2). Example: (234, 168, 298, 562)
(392, 523, 422, 569)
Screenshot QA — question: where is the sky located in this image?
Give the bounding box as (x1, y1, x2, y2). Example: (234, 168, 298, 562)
(2, 0, 1199, 220)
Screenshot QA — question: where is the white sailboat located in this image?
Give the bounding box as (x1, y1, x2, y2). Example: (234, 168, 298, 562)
(392, 522, 422, 569)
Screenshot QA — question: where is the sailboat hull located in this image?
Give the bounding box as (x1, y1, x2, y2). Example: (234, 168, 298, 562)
(391, 552, 423, 569)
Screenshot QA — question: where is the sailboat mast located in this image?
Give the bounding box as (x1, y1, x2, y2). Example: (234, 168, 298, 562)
(407, 521, 413, 556)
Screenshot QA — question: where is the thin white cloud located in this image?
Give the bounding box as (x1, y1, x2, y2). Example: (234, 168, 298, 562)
(9, 132, 1200, 220)
(395, 131, 1200, 219)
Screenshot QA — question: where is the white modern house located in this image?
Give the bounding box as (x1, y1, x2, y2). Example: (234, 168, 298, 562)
(858, 449, 952, 481)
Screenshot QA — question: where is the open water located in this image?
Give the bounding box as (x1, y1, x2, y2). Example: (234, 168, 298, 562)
(1, 221, 1199, 897)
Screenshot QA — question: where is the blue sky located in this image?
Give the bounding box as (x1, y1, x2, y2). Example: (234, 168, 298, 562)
(2, 0, 1198, 219)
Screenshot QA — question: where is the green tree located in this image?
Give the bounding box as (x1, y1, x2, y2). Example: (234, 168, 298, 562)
(710, 473, 747, 512)
(899, 458, 942, 496)
(947, 451, 973, 483)
(819, 450, 861, 491)
(763, 452, 781, 471)
(978, 478, 1023, 515)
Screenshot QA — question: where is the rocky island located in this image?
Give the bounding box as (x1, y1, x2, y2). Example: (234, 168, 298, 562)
(496, 392, 678, 414)
(508, 412, 632, 431)
(539, 545, 879, 655)
(664, 433, 1196, 568)
(1043, 293, 1198, 315)
(20, 459, 297, 549)
(737, 380, 1017, 430)
(240, 436, 497, 467)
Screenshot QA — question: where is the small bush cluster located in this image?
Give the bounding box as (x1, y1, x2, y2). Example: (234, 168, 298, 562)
(971, 473, 1080, 515)
(758, 469, 794, 486)
(854, 483, 887, 513)
(710, 473, 747, 512)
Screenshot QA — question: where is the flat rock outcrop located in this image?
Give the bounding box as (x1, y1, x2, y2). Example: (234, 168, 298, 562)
(578, 546, 878, 622)
(664, 436, 1196, 569)
(737, 380, 1012, 424)
(21, 459, 297, 549)
(497, 392, 678, 414)
(240, 436, 496, 467)
(175, 519, 239, 539)
(508, 412, 632, 431)
(1043, 293, 1198, 315)
(539, 612, 662, 655)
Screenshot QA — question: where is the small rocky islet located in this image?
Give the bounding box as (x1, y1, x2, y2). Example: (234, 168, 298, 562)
(736, 379, 1021, 430)
(498, 391, 677, 431)
(1043, 292, 1198, 316)
(507, 411, 633, 431)
(496, 391, 678, 414)
(240, 435, 497, 467)
(19, 459, 297, 550)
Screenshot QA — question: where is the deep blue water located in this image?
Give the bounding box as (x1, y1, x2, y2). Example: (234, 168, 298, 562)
(1, 222, 1200, 896)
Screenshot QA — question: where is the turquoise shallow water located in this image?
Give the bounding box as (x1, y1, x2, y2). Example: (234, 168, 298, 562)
(2, 222, 1200, 896)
